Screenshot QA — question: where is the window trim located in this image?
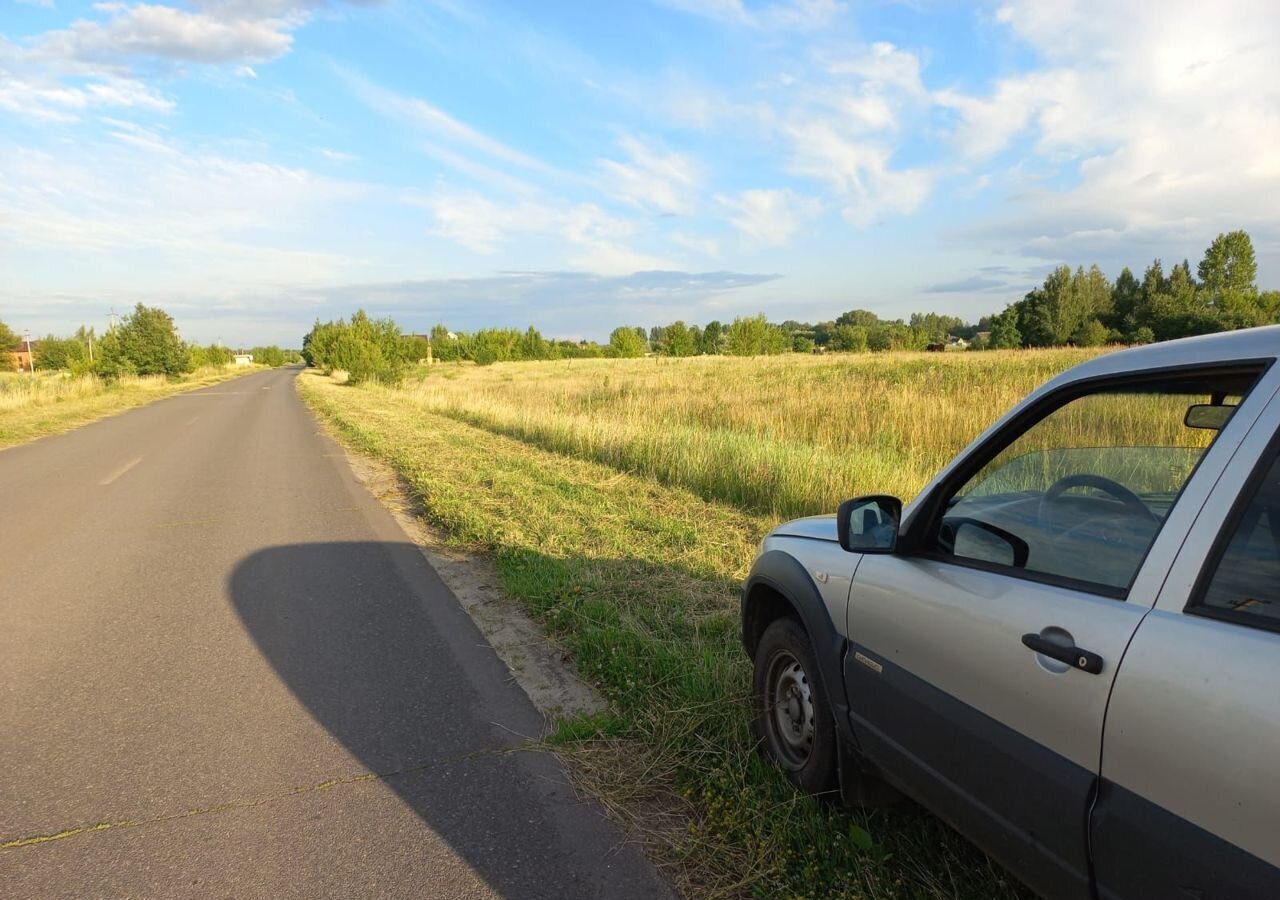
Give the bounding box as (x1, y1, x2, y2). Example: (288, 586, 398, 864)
(899, 361, 1272, 601)
(1185, 426, 1280, 636)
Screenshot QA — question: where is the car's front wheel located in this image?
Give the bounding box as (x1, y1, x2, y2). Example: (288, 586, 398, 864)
(752, 617, 837, 795)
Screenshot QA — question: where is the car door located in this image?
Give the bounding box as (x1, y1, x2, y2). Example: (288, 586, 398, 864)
(1092, 393, 1280, 900)
(842, 366, 1267, 900)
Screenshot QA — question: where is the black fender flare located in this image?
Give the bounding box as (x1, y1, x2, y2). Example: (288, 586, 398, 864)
(741, 549, 852, 733)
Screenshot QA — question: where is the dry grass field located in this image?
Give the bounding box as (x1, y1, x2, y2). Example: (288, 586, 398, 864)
(0, 367, 256, 448)
(398, 349, 1102, 516)
(299, 348, 1111, 900)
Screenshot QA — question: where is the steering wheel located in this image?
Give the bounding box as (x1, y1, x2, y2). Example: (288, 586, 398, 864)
(1038, 473, 1157, 525)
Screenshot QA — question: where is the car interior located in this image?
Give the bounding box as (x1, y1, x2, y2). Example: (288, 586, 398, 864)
(933, 375, 1258, 591)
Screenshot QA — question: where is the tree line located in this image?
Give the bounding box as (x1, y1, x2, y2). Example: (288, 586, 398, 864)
(419, 229, 1278, 360)
(1, 303, 297, 376)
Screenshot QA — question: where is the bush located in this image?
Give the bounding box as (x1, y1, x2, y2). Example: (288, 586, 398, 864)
(302, 310, 409, 385)
(251, 345, 287, 367)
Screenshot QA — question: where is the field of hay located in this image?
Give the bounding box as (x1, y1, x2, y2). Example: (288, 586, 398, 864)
(0, 367, 254, 448)
(399, 349, 1102, 515)
(299, 348, 1110, 900)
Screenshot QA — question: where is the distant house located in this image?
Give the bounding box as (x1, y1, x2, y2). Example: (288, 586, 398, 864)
(7, 341, 36, 373)
(233, 353, 254, 367)
(946, 335, 970, 350)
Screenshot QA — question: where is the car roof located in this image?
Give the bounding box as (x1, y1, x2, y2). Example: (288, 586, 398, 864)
(1047, 325, 1280, 390)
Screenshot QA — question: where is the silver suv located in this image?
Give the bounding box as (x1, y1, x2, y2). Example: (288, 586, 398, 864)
(742, 326, 1280, 900)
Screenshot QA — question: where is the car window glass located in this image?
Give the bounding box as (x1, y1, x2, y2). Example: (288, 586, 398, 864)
(932, 373, 1255, 592)
(1194, 449, 1280, 627)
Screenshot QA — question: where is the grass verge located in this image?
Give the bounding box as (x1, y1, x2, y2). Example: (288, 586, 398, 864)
(298, 371, 1026, 900)
(0, 367, 260, 449)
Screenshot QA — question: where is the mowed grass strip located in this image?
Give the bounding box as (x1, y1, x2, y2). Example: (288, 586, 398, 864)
(299, 371, 1026, 900)
(0, 367, 257, 448)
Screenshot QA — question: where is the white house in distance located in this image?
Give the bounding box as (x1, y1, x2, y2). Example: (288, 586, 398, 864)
(233, 353, 253, 366)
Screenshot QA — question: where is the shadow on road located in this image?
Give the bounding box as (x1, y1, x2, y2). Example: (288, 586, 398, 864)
(228, 541, 664, 900)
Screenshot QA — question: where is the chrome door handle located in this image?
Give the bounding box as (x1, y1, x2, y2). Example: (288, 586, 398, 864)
(1021, 633, 1103, 674)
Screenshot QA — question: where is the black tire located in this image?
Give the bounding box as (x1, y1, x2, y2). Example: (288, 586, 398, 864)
(752, 617, 838, 795)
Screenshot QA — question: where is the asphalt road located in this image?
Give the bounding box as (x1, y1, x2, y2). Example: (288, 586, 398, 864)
(0, 366, 669, 899)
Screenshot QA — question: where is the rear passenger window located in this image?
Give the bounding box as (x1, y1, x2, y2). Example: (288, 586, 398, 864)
(1191, 447, 1280, 629)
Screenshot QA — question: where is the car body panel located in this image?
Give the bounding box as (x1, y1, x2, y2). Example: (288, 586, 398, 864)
(770, 514, 838, 542)
(845, 554, 1151, 900)
(843, 639, 1096, 900)
(1094, 384, 1280, 896)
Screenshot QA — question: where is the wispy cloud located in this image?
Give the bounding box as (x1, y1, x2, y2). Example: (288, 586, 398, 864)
(597, 134, 701, 215)
(717, 188, 820, 245)
(338, 65, 561, 177)
(657, 0, 846, 32)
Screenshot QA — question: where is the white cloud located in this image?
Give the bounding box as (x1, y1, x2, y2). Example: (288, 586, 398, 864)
(658, 0, 846, 31)
(0, 2, 373, 122)
(597, 134, 701, 215)
(34, 4, 301, 66)
(340, 67, 560, 176)
(717, 188, 820, 245)
(941, 0, 1280, 265)
(419, 190, 676, 274)
(785, 120, 933, 225)
(0, 134, 366, 289)
(0, 71, 173, 121)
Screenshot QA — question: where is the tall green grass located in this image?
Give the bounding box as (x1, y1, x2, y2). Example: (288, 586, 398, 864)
(397, 350, 1102, 514)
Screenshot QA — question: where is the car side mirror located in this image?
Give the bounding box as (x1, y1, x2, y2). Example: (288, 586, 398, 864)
(837, 495, 902, 554)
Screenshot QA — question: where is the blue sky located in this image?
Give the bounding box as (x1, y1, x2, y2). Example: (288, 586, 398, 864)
(2, 1, 1277, 345)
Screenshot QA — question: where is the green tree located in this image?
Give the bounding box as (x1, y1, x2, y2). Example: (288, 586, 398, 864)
(699, 321, 723, 355)
(0, 320, 20, 354)
(1070, 318, 1109, 347)
(792, 334, 815, 354)
(101, 303, 189, 377)
(909, 312, 965, 345)
(429, 324, 462, 362)
(835, 309, 880, 328)
(519, 326, 550, 360)
(661, 321, 697, 357)
(829, 324, 868, 352)
(33, 335, 87, 371)
(726, 314, 789, 356)
(1198, 230, 1257, 299)
(989, 307, 1022, 349)
(608, 326, 647, 358)
(1015, 265, 1111, 347)
(251, 345, 287, 367)
(300, 310, 409, 384)
(1198, 230, 1261, 329)
(1110, 267, 1142, 336)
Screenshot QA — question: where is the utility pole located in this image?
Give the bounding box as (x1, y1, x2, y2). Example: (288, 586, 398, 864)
(109, 308, 118, 332)
(23, 330, 33, 374)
